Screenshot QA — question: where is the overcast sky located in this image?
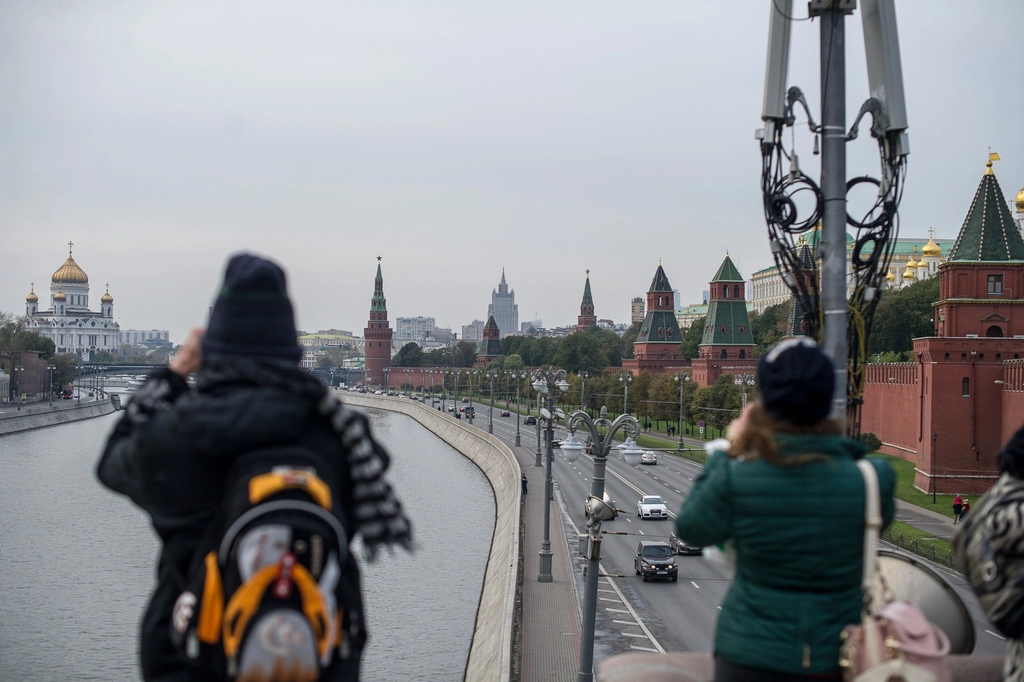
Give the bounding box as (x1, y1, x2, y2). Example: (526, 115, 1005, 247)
(2, 1, 1022, 343)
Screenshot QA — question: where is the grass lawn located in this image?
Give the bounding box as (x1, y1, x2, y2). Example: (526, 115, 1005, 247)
(876, 453, 961, 520)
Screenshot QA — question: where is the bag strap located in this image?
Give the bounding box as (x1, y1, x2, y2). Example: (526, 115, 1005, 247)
(857, 460, 883, 595)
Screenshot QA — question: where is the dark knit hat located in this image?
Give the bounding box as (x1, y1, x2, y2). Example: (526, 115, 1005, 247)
(202, 254, 303, 362)
(757, 337, 835, 425)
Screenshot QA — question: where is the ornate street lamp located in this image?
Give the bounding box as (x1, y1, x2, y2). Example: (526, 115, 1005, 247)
(674, 372, 691, 449)
(507, 370, 528, 446)
(532, 368, 570, 583)
(486, 369, 498, 434)
(619, 372, 633, 417)
(734, 373, 756, 409)
(559, 406, 642, 682)
(579, 370, 589, 415)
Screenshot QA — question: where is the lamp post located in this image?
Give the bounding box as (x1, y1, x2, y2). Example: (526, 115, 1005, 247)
(48, 364, 55, 406)
(486, 369, 498, 434)
(532, 368, 570, 583)
(734, 373, 756, 409)
(508, 370, 527, 446)
(559, 407, 643, 682)
(579, 370, 589, 415)
(535, 383, 543, 466)
(619, 372, 633, 417)
(14, 364, 24, 410)
(674, 372, 690, 449)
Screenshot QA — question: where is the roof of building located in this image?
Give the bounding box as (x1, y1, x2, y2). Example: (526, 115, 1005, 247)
(648, 263, 673, 293)
(711, 254, 744, 283)
(370, 262, 387, 312)
(636, 310, 682, 344)
(701, 300, 754, 346)
(52, 245, 89, 284)
(948, 158, 1024, 262)
(580, 275, 594, 307)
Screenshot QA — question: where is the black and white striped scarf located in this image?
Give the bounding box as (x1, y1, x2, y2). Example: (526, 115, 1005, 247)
(133, 356, 413, 560)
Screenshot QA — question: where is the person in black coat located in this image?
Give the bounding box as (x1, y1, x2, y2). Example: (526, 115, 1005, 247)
(97, 254, 412, 682)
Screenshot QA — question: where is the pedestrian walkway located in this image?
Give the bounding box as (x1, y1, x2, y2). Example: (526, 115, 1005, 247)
(515, 443, 581, 682)
(894, 499, 960, 542)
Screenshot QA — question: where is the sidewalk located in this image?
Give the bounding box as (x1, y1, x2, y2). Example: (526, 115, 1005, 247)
(515, 443, 581, 682)
(894, 499, 960, 542)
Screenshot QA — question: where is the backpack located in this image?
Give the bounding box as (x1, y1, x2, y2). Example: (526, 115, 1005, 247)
(170, 446, 352, 681)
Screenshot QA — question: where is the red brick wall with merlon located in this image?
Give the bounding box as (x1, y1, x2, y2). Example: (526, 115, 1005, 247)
(1002, 359, 1024, 445)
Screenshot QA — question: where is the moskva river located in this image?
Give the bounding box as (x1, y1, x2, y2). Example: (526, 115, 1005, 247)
(0, 406, 494, 681)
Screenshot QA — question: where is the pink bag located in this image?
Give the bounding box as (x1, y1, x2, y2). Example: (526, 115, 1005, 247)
(838, 461, 951, 682)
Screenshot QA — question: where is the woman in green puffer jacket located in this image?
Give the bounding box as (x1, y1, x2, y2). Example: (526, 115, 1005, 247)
(676, 338, 895, 682)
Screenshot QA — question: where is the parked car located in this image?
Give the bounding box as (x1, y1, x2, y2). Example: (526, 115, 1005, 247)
(640, 451, 658, 465)
(524, 416, 537, 425)
(500, 410, 510, 417)
(637, 495, 669, 520)
(634, 541, 678, 582)
(668, 529, 703, 556)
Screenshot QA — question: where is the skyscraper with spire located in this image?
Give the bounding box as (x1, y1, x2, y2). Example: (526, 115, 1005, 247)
(363, 258, 393, 385)
(576, 271, 597, 333)
(488, 269, 518, 338)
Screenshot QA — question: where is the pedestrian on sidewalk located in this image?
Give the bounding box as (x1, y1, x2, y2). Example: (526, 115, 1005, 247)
(962, 498, 970, 519)
(521, 473, 528, 495)
(675, 337, 895, 682)
(953, 493, 964, 524)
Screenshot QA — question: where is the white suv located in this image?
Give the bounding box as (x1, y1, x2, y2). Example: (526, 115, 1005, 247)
(636, 495, 669, 520)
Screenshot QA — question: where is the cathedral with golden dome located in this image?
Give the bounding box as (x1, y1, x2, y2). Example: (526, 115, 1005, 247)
(23, 243, 119, 361)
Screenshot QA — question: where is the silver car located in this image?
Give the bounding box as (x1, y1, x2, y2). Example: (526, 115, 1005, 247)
(636, 495, 669, 520)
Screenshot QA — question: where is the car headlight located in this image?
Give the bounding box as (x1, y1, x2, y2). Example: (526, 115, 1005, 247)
(668, 565, 676, 570)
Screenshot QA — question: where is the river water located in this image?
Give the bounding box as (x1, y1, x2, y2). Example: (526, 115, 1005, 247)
(0, 406, 494, 681)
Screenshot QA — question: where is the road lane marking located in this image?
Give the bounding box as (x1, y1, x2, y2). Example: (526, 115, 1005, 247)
(690, 581, 700, 589)
(675, 490, 682, 493)
(599, 597, 620, 603)
(638, 530, 645, 535)
(605, 608, 630, 614)
(630, 646, 660, 652)
(598, 589, 615, 593)
(613, 620, 637, 625)
(599, 577, 666, 653)
(986, 629, 1007, 641)
(620, 632, 648, 638)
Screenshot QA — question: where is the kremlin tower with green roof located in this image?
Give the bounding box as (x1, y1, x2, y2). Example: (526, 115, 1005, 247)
(364, 258, 393, 386)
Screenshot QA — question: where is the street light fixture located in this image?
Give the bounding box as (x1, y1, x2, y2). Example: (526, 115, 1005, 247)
(733, 373, 756, 409)
(674, 372, 691, 449)
(532, 367, 570, 583)
(579, 370, 589, 415)
(486, 369, 498, 434)
(619, 373, 633, 417)
(559, 406, 642, 682)
(507, 370, 527, 446)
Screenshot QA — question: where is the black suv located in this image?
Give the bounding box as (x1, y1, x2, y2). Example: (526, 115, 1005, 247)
(524, 416, 537, 425)
(634, 541, 678, 582)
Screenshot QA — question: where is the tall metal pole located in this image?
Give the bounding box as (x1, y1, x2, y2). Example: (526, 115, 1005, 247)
(535, 389, 543, 467)
(538, 387, 554, 582)
(820, 6, 848, 428)
(515, 380, 522, 446)
(488, 372, 495, 434)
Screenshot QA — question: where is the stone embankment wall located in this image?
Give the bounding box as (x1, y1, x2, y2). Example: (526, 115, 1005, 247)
(0, 398, 118, 436)
(343, 392, 520, 682)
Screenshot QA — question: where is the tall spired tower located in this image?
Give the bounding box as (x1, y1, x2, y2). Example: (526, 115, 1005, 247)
(576, 271, 597, 333)
(363, 258, 393, 385)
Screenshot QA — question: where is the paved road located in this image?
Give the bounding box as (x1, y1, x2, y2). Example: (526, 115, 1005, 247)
(466, 400, 1009, 658)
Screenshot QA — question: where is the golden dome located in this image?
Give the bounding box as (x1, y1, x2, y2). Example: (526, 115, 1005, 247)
(905, 257, 918, 269)
(53, 289, 66, 302)
(101, 285, 113, 304)
(886, 269, 896, 282)
(51, 244, 88, 284)
(922, 237, 941, 257)
(1016, 187, 1024, 213)
(26, 285, 38, 303)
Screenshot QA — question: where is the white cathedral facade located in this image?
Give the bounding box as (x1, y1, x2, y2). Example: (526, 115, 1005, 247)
(24, 243, 120, 361)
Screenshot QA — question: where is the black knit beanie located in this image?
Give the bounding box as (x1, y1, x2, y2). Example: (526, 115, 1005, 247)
(201, 254, 303, 362)
(757, 337, 835, 425)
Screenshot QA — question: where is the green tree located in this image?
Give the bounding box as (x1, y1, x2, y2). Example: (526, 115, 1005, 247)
(620, 321, 641, 360)
(90, 350, 115, 364)
(867, 277, 940, 356)
(678, 317, 705, 360)
(50, 353, 78, 392)
(690, 374, 742, 430)
(424, 346, 451, 366)
(452, 341, 478, 368)
(749, 300, 793, 356)
(503, 354, 525, 373)
(317, 355, 333, 369)
(393, 342, 425, 367)
(553, 332, 608, 374)
(0, 312, 57, 359)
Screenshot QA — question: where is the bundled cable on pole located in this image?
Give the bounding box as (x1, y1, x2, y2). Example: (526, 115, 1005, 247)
(759, 88, 907, 435)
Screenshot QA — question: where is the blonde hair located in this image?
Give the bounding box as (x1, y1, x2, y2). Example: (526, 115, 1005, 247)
(727, 401, 842, 466)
